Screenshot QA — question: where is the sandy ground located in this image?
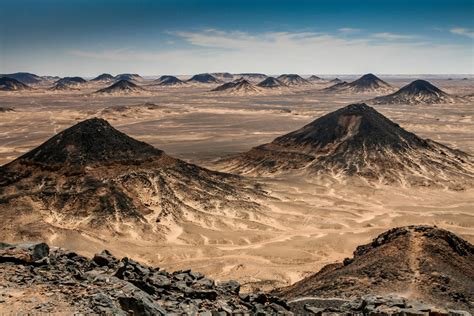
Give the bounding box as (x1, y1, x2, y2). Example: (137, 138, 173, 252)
(1, 78, 473, 291)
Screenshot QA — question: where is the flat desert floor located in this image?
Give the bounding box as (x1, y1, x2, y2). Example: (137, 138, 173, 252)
(1, 77, 473, 291)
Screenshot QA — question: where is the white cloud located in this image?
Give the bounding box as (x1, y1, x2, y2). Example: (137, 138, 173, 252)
(339, 28, 361, 34)
(62, 29, 473, 75)
(450, 28, 474, 39)
(371, 32, 416, 40)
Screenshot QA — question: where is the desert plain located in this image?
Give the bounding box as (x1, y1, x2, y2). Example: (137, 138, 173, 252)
(1, 76, 473, 292)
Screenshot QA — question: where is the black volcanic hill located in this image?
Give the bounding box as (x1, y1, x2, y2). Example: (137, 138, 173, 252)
(257, 77, 287, 88)
(277, 74, 309, 86)
(187, 73, 220, 84)
(0, 118, 264, 238)
(212, 79, 262, 95)
(95, 79, 147, 94)
(91, 73, 114, 81)
(224, 103, 473, 187)
(14, 118, 163, 166)
(0, 77, 31, 91)
(236, 73, 268, 82)
(56, 77, 87, 84)
(308, 75, 323, 81)
(371, 79, 458, 105)
(324, 80, 348, 91)
(278, 225, 474, 311)
(328, 73, 393, 93)
(155, 75, 185, 86)
(0, 72, 41, 85)
(330, 78, 342, 83)
(114, 73, 143, 81)
(211, 72, 234, 80)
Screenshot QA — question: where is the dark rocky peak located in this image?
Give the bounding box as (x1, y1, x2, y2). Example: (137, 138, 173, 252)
(91, 73, 114, 81)
(257, 77, 286, 87)
(14, 118, 163, 166)
(56, 77, 87, 85)
(0, 72, 41, 85)
(0, 77, 31, 91)
(398, 79, 445, 95)
(187, 73, 220, 83)
(156, 75, 184, 85)
(274, 103, 427, 150)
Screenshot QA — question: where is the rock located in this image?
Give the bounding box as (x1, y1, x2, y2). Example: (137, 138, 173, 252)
(218, 280, 240, 294)
(93, 250, 117, 267)
(448, 311, 472, 316)
(0, 242, 49, 264)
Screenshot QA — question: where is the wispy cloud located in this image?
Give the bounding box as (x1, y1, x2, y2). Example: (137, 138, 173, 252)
(450, 27, 474, 39)
(339, 28, 361, 34)
(67, 29, 472, 74)
(371, 32, 416, 41)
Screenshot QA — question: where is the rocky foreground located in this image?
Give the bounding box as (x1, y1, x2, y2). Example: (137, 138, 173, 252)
(1, 227, 473, 315)
(0, 242, 291, 315)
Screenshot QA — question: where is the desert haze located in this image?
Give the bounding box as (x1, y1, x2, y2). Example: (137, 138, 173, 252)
(0, 71, 473, 313)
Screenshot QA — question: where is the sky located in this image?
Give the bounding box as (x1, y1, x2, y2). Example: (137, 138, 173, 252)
(0, 0, 473, 76)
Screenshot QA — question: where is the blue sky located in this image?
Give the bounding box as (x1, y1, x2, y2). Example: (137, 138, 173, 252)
(1, 0, 473, 75)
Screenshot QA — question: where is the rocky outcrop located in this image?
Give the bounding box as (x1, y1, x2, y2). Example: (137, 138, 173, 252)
(222, 103, 474, 188)
(0, 242, 292, 314)
(278, 225, 474, 312)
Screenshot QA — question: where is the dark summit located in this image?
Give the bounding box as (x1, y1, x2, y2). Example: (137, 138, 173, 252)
(225, 103, 473, 187)
(0, 77, 31, 91)
(55, 77, 87, 85)
(276, 74, 309, 86)
(155, 75, 184, 86)
(114, 73, 143, 81)
(326, 73, 392, 93)
(275, 103, 427, 150)
(14, 118, 163, 166)
(0, 72, 41, 85)
(257, 77, 286, 88)
(96, 79, 145, 94)
(371, 79, 457, 105)
(91, 73, 115, 81)
(187, 73, 220, 83)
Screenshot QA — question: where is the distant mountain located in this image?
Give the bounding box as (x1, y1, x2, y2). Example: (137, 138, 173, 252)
(236, 73, 268, 82)
(210, 72, 234, 80)
(0, 77, 32, 91)
(326, 73, 393, 94)
(55, 77, 87, 86)
(0, 72, 42, 85)
(370, 79, 460, 105)
(307, 75, 324, 81)
(91, 73, 115, 82)
(330, 78, 343, 83)
(187, 73, 220, 84)
(277, 74, 310, 86)
(257, 77, 287, 88)
(212, 79, 264, 95)
(0, 118, 264, 239)
(154, 75, 185, 86)
(95, 79, 147, 95)
(223, 103, 473, 188)
(114, 73, 144, 82)
(278, 225, 474, 311)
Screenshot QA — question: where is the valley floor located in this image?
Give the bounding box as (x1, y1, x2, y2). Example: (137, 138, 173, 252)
(1, 78, 473, 291)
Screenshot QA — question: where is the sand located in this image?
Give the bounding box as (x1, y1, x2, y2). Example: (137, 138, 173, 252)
(0, 77, 473, 291)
